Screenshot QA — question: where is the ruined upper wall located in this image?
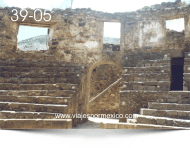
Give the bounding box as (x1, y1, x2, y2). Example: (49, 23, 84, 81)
(1, 0, 190, 67)
(0, 0, 188, 25)
(122, 0, 190, 56)
(166, 29, 185, 50)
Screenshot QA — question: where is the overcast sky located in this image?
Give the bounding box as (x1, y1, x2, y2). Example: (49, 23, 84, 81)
(0, 0, 188, 41)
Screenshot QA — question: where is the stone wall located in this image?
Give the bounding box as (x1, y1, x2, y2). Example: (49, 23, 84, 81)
(103, 44, 120, 51)
(89, 82, 120, 115)
(166, 29, 185, 50)
(89, 64, 121, 114)
(0, 8, 19, 53)
(90, 64, 121, 98)
(1, 0, 189, 67)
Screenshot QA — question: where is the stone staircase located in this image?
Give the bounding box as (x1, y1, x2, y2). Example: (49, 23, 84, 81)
(127, 102, 190, 128)
(121, 58, 171, 91)
(0, 59, 84, 129)
(101, 92, 190, 129)
(100, 52, 190, 129)
(119, 90, 190, 129)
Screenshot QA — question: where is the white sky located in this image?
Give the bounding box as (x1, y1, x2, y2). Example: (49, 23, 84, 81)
(166, 18, 184, 31)
(0, 0, 188, 41)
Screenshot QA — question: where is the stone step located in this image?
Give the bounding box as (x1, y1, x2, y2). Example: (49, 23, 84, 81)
(120, 90, 187, 98)
(0, 77, 80, 84)
(121, 81, 170, 88)
(149, 102, 190, 111)
(122, 81, 170, 85)
(0, 111, 71, 119)
(0, 90, 75, 97)
(0, 52, 76, 65)
(0, 101, 68, 113)
(167, 91, 190, 95)
(183, 81, 190, 86)
(0, 72, 81, 78)
(0, 119, 72, 129)
(184, 52, 190, 58)
(119, 90, 162, 94)
(123, 53, 169, 61)
(183, 66, 190, 73)
(0, 51, 57, 61)
(123, 59, 170, 67)
(0, 95, 71, 105)
(156, 95, 190, 104)
(120, 90, 188, 94)
(183, 73, 190, 79)
(0, 83, 78, 90)
(182, 78, 190, 83)
(126, 119, 136, 123)
(100, 122, 188, 129)
(140, 108, 190, 120)
(182, 73, 190, 77)
(122, 66, 170, 74)
(0, 60, 84, 68)
(121, 82, 170, 91)
(184, 61, 190, 65)
(122, 73, 170, 81)
(183, 86, 189, 91)
(133, 114, 190, 127)
(0, 66, 83, 73)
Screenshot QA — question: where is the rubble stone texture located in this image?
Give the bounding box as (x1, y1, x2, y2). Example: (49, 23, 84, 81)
(89, 64, 121, 114)
(1, 0, 190, 129)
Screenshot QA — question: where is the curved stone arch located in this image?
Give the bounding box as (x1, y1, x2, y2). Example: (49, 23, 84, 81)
(86, 60, 122, 112)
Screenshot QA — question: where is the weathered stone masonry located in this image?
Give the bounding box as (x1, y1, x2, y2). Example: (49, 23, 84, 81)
(1, 0, 190, 129)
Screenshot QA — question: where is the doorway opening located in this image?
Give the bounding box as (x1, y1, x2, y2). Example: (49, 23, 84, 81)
(170, 58, 184, 91)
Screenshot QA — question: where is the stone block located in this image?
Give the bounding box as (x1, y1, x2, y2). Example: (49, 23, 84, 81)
(164, 119, 174, 126)
(177, 111, 187, 118)
(137, 117, 156, 124)
(167, 110, 178, 117)
(156, 118, 166, 125)
(146, 86, 157, 91)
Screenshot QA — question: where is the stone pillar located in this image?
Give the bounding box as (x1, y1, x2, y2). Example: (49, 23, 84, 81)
(120, 20, 125, 53)
(184, 14, 190, 52)
(124, 19, 138, 52)
(49, 10, 103, 65)
(0, 8, 19, 52)
(0, 8, 5, 52)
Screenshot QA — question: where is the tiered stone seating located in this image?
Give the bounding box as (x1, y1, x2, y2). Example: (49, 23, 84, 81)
(0, 59, 84, 129)
(121, 58, 171, 91)
(101, 53, 190, 129)
(101, 90, 190, 129)
(126, 102, 190, 128)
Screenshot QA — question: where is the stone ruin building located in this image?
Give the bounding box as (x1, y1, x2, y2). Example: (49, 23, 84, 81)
(1, 0, 190, 129)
